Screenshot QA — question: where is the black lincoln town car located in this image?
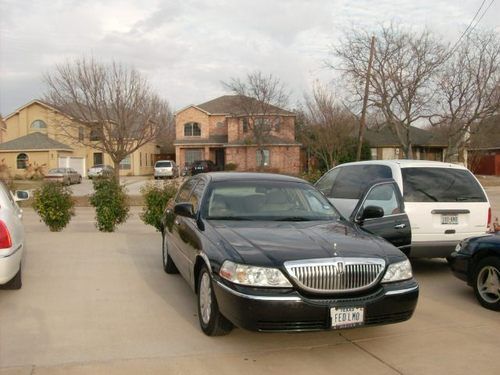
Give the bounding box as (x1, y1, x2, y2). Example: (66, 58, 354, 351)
(162, 173, 419, 336)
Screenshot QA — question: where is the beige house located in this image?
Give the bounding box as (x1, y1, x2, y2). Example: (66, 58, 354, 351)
(0, 100, 158, 177)
(174, 95, 301, 175)
(365, 126, 447, 161)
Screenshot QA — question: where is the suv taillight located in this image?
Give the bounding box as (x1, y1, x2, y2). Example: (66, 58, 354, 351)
(0, 220, 12, 249)
(487, 207, 491, 228)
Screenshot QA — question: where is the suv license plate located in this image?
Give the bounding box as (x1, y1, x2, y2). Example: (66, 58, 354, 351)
(331, 307, 364, 329)
(441, 215, 458, 225)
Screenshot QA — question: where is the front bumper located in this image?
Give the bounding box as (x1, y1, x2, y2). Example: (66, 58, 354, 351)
(447, 251, 471, 284)
(212, 276, 419, 332)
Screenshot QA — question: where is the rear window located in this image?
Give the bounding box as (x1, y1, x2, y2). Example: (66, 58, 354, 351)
(331, 165, 392, 199)
(402, 168, 486, 202)
(155, 161, 172, 168)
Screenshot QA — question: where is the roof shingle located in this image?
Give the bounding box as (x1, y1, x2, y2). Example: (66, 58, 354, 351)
(0, 132, 73, 151)
(196, 95, 295, 116)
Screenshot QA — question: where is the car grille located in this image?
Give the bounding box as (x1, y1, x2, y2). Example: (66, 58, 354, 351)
(284, 257, 385, 294)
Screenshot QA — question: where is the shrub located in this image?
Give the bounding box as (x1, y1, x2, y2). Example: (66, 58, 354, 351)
(89, 177, 129, 232)
(224, 163, 238, 171)
(140, 181, 177, 233)
(33, 182, 75, 231)
(300, 169, 323, 184)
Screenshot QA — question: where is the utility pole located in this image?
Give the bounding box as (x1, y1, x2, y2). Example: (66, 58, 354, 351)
(356, 35, 376, 161)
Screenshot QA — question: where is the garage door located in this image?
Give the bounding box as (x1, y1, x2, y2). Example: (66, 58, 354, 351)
(58, 157, 86, 177)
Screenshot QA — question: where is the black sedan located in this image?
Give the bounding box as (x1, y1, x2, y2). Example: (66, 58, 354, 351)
(162, 173, 418, 336)
(448, 233, 500, 311)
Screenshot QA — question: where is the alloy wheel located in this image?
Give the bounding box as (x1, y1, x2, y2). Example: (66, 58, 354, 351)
(199, 272, 212, 325)
(477, 265, 500, 304)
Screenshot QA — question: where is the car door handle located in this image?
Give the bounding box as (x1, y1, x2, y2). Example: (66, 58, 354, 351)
(394, 223, 406, 229)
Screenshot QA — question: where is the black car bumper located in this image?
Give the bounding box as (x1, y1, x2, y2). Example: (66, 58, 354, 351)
(212, 276, 419, 332)
(447, 251, 471, 284)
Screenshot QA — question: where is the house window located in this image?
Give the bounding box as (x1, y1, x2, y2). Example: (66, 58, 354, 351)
(17, 153, 29, 169)
(90, 129, 100, 141)
(78, 127, 84, 142)
(255, 118, 272, 132)
(185, 149, 203, 164)
(184, 122, 201, 137)
(274, 118, 281, 132)
(242, 118, 249, 133)
(120, 155, 131, 170)
(256, 149, 270, 167)
(139, 152, 142, 167)
(30, 120, 47, 130)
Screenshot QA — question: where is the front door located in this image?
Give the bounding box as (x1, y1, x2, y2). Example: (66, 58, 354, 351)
(215, 148, 225, 170)
(351, 180, 412, 253)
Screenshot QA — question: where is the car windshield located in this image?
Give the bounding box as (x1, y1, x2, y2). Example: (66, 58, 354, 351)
(204, 180, 339, 221)
(48, 168, 65, 173)
(156, 161, 172, 168)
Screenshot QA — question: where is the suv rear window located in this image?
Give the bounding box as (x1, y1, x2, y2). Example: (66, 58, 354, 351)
(402, 168, 486, 202)
(331, 165, 392, 199)
(155, 161, 172, 168)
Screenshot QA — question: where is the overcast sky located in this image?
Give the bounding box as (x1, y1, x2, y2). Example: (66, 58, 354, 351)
(1, 0, 499, 116)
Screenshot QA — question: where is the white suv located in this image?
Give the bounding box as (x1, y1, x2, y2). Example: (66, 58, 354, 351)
(315, 160, 491, 258)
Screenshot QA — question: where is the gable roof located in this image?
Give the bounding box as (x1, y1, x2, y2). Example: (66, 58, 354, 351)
(365, 126, 447, 147)
(3, 99, 70, 121)
(0, 132, 73, 151)
(195, 95, 295, 116)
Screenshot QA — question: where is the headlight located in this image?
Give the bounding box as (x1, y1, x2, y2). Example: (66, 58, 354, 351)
(455, 242, 462, 252)
(382, 259, 412, 283)
(219, 260, 292, 287)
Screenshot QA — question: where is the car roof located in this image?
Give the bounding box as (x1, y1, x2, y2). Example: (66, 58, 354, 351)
(200, 172, 306, 183)
(155, 160, 174, 163)
(337, 159, 467, 170)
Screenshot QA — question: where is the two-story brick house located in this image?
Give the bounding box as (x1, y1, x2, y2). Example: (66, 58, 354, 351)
(174, 95, 301, 175)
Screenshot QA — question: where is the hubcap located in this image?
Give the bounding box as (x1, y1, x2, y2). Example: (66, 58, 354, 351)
(477, 265, 500, 304)
(199, 272, 212, 325)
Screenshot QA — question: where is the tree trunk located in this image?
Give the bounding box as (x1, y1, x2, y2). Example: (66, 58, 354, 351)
(113, 160, 121, 182)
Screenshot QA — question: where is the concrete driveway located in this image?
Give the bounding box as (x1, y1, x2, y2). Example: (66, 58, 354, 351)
(1, 207, 499, 374)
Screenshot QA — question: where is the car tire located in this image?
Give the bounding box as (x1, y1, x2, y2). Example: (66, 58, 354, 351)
(162, 233, 179, 274)
(78, 177, 82, 184)
(2, 266, 22, 290)
(473, 257, 500, 311)
(197, 265, 233, 336)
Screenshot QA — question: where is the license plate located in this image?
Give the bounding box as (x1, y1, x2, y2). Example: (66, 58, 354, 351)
(331, 307, 364, 329)
(441, 215, 458, 225)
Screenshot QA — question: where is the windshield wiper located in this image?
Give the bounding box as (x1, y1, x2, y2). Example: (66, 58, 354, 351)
(415, 188, 438, 202)
(274, 216, 312, 222)
(206, 216, 254, 221)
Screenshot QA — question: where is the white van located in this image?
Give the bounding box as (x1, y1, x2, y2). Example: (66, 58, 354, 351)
(315, 160, 491, 258)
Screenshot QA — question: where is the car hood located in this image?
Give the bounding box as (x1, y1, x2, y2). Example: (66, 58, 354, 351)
(209, 220, 403, 267)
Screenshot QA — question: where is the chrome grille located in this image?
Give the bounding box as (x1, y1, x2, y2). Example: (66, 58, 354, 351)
(284, 257, 385, 293)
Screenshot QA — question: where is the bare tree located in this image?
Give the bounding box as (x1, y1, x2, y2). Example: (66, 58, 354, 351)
(223, 71, 290, 168)
(299, 83, 357, 170)
(44, 58, 172, 180)
(333, 24, 447, 158)
(430, 31, 500, 162)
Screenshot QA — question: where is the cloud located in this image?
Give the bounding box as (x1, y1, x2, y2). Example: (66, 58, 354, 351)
(1, 0, 499, 115)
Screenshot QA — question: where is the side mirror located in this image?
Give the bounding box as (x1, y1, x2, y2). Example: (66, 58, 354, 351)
(360, 205, 384, 221)
(14, 190, 30, 202)
(174, 203, 195, 218)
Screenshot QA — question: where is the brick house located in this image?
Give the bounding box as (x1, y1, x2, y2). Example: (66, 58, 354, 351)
(174, 95, 301, 175)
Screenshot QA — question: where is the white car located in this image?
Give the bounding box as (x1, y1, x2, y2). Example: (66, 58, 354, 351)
(154, 160, 178, 179)
(315, 160, 491, 258)
(0, 182, 28, 289)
